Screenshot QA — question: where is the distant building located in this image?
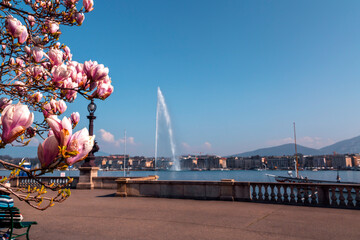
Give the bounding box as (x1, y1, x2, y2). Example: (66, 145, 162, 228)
(331, 154, 352, 169)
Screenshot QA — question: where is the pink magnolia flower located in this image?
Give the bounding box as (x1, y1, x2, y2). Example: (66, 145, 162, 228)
(70, 112, 80, 127)
(48, 48, 63, 66)
(42, 102, 53, 117)
(37, 135, 59, 168)
(5, 15, 28, 44)
(66, 128, 94, 165)
(47, 21, 59, 34)
(18, 28, 28, 44)
(83, 0, 94, 12)
(89, 63, 109, 82)
(32, 47, 44, 62)
(25, 126, 36, 138)
(50, 99, 57, 111)
(14, 81, 25, 93)
(16, 58, 25, 67)
(61, 78, 78, 101)
(83, 60, 96, 77)
(32, 92, 43, 103)
(27, 66, 44, 79)
(27, 15, 35, 27)
(75, 13, 85, 25)
(1, 103, 34, 144)
(46, 115, 72, 147)
(63, 46, 72, 60)
(64, 0, 78, 7)
(24, 46, 31, 55)
(92, 80, 114, 100)
(0, 98, 12, 112)
(57, 100, 67, 114)
(51, 64, 70, 85)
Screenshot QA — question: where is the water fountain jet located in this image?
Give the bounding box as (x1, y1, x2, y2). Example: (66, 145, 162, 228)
(155, 87, 180, 170)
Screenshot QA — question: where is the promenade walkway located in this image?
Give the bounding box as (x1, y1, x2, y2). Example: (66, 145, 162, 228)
(13, 189, 360, 240)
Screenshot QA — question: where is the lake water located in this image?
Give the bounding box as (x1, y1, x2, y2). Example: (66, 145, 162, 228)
(2, 169, 357, 183)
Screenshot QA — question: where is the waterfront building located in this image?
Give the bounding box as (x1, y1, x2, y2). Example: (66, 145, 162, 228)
(266, 156, 293, 170)
(331, 154, 352, 169)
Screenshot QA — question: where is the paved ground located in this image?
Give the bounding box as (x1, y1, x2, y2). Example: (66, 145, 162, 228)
(10, 189, 360, 240)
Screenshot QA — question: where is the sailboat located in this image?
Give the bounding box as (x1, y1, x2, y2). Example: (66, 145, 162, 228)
(123, 129, 130, 177)
(266, 123, 358, 184)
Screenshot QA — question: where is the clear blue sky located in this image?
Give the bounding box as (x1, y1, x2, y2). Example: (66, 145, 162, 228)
(60, 0, 360, 157)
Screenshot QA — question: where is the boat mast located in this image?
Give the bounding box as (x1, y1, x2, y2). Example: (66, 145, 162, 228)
(293, 122, 299, 178)
(123, 129, 127, 177)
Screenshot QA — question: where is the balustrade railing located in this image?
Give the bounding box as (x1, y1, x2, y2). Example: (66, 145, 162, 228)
(10, 177, 79, 189)
(250, 182, 360, 209)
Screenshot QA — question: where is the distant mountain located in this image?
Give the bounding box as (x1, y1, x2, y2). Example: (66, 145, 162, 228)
(231, 135, 360, 157)
(319, 135, 360, 154)
(232, 143, 320, 157)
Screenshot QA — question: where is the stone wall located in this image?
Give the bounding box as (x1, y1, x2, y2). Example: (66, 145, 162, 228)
(115, 178, 251, 201)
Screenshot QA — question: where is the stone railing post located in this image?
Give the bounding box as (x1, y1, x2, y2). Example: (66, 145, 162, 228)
(115, 178, 130, 197)
(220, 179, 234, 201)
(317, 185, 330, 207)
(234, 182, 251, 201)
(9, 177, 19, 188)
(76, 167, 99, 189)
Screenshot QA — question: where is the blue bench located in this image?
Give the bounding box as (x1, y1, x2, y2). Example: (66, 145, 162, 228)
(0, 194, 37, 240)
(0, 207, 37, 240)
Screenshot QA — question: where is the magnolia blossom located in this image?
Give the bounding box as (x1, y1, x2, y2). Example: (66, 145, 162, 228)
(47, 21, 59, 34)
(84, 61, 109, 82)
(48, 48, 63, 66)
(75, 13, 85, 25)
(51, 64, 70, 85)
(16, 58, 25, 67)
(46, 115, 72, 147)
(32, 47, 44, 62)
(66, 128, 94, 165)
(5, 15, 28, 44)
(44, 115, 94, 166)
(14, 81, 25, 93)
(83, 0, 94, 12)
(57, 100, 67, 114)
(70, 112, 80, 127)
(0, 98, 12, 112)
(27, 15, 35, 27)
(27, 66, 44, 79)
(24, 46, 31, 55)
(32, 92, 43, 103)
(1, 103, 34, 144)
(63, 46, 72, 61)
(38, 135, 59, 168)
(91, 80, 114, 100)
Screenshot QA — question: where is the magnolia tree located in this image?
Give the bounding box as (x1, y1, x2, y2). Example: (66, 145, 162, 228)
(0, 0, 113, 209)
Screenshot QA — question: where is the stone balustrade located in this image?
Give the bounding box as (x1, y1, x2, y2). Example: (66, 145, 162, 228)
(7, 176, 360, 209)
(9, 176, 79, 189)
(116, 178, 360, 209)
(250, 182, 360, 208)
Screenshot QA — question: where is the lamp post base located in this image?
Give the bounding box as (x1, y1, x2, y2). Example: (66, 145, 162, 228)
(76, 167, 99, 189)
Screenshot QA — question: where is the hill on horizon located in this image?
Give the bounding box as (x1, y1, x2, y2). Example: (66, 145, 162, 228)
(231, 135, 360, 157)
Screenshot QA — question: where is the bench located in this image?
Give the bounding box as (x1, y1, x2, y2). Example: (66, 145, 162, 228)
(0, 207, 37, 240)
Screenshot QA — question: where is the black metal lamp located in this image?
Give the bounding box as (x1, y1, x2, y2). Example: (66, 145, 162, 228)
(82, 99, 99, 167)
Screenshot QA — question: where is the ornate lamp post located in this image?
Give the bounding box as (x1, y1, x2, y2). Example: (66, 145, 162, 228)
(77, 99, 100, 189)
(81, 99, 99, 167)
